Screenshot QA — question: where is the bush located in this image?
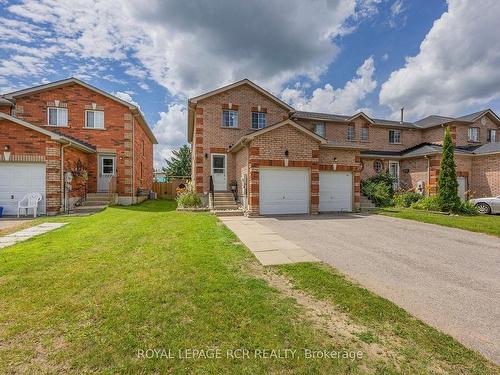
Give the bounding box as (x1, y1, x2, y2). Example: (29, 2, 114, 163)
(411, 196, 442, 211)
(452, 200, 479, 216)
(394, 192, 422, 208)
(437, 127, 461, 211)
(176, 181, 202, 208)
(361, 171, 395, 207)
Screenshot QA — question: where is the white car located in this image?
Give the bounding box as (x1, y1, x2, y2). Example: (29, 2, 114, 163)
(469, 196, 500, 214)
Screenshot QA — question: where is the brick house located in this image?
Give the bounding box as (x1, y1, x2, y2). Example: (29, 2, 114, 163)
(187, 79, 500, 216)
(0, 78, 157, 215)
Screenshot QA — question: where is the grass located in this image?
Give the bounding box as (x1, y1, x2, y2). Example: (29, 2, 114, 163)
(378, 207, 500, 236)
(0, 200, 497, 374)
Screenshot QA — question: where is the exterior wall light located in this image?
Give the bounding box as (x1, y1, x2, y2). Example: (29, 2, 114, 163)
(332, 157, 338, 171)
(284, 149, 289, 167)
(3, 145, 11, 161)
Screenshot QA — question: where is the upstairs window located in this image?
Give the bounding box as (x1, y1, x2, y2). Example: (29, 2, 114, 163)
(314, 122, 326, 138)
(361, 126, 369, 141)
(389, 129, 401, 144)
(85, 110, 105, 129)
(47, 107, 68, 126)
(222, 110, 238, 127)
(251, 112, 266, 129)
(487, 129, 497, 142)
(347, 125, 355, 141)
(468, 127, 480, 142)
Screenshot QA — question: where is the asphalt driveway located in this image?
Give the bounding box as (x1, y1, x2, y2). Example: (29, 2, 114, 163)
(254, 213, 500, 364)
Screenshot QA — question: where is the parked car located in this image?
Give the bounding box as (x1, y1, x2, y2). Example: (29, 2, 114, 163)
(469, 196, 500, 214)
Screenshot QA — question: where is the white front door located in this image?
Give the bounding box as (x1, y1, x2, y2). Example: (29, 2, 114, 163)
(0, 163, 46, 215)
(211, 154, 227, 191)
(388, 161, 399, 190)
(98, 155, 116, 192)
(319, 171, 353, 212)
(259, 168, 309, 215)
(457, 176, 467, 200)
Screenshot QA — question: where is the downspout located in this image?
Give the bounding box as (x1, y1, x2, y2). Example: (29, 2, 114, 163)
(60, 142, 72, 212)
(132, 115, 135, 204)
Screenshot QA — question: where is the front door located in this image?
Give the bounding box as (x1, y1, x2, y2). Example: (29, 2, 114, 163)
(388, 161, 399, 190)
(98, 155, 116, 192)
(211, 154, 227, 191)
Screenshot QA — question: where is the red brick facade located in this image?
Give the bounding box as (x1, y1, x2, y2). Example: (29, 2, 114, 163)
(188, 80, 500, 214)
(0, 80, 156, 214)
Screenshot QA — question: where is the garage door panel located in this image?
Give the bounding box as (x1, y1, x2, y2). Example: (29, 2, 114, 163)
(0, 163, 46, 215)
(260, 168, 309, 215)
(319, 172, 352, 212)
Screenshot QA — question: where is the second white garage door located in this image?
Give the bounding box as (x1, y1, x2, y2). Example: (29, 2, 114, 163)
(319, 171, 353, 212)
(260, 168, 309, 215)
(0, 163, 46, 216)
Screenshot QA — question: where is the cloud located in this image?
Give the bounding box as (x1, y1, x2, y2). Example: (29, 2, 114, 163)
(281, 57, 377, 114)
(152, 104, 187, 168)
(112, 91, 140, 108)
(389, 0, 407, 28)
(379, 0, 500, 119)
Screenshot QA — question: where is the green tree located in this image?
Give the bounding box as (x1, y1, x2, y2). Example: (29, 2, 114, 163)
(437, 127, 460, 211)
(163, 145, 192, 180)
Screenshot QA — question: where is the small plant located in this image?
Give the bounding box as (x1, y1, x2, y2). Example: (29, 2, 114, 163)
(176, 181, 202, 208)
(361, 171, 395, 207)
(411, 196, 441, 211)
(394, 192, 422, 208)
(452, 200, 479, 216)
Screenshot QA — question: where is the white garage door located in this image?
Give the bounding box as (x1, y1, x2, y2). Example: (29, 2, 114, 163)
(457, 176, 467, 200)
(0, 163, 46, 216)
(260, 168, 309, 215)
(319, 171, 353, 212)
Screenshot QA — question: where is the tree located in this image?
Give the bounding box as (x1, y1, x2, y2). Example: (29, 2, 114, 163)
(163, 145, 192, 180)
(437, 127, 460, 211)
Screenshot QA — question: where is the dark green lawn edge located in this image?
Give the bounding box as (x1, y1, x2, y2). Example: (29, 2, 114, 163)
(378, 207, 500, 237)
(276, 262, 498, 375)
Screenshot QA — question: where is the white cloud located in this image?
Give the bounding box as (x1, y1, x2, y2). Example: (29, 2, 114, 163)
(281, 57, 377, 114)
(380, 0, 500, 119)
(112, 91, 140, 108)
(389, 0, 407, 28)
(152, 104, 187, 168)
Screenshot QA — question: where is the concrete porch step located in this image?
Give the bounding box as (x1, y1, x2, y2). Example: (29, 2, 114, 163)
(81, 200, 109, 206)
(214, 204, 239, 210)
(214, 198, 237, 204)
(213, 209, 244, 217)
(73, 205, 107, 214)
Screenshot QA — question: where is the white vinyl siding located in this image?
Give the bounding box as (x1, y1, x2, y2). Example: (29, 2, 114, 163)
(85, 110, 105, 129)
(222, 110, 238, 127)
(47, 107, 68, 126)
(314, 123, 326, 138)
(389, 129, 401, 144)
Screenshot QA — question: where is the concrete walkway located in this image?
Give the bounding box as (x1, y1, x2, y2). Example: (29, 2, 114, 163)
(0, 219, 34, 231)
(220, 216, 319, 265)
(0, 223, 68, 249)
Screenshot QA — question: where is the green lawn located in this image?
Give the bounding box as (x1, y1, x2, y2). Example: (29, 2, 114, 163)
(0, 200, 497, 374)
(379, 207, 500, 236)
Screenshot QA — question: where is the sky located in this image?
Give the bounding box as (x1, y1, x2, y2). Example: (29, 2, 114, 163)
(1, 0, 500, 168)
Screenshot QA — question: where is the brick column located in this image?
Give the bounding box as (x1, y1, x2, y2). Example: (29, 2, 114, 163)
(247, 150, 260, 216)
(45, 141, 61, 215)
(428, 157, 441, 195)
(194, 107, 204, 193)
(123, 113, 133, 197)
(354, 155, 361, 210)
(310, 149, 319, 214)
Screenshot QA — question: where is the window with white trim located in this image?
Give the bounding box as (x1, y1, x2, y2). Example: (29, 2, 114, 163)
(468, 127, 479, 142)
(314, 122, 326, 138)
(251, 112, 266, 129)
(347, 125, 355, 141)
(361, 126, 369, 141)
(85, 110, 105, 129)
(222, 110, 238, 127)
(389, 129, 401, 144)
(487, 129, 497, 142)
(47, 107, 68, 126)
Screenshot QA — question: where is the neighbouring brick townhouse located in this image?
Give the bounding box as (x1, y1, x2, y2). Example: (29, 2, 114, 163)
(187, 79, 500, 216)
(0, 78, 157, 215)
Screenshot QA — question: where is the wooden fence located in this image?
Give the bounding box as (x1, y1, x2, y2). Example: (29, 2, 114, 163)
(152, 179, 189, 199)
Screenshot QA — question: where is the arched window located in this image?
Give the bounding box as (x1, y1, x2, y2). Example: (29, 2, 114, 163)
(373, 160, 384, 173)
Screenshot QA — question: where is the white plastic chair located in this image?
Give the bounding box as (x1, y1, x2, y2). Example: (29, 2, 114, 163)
(17, 193, 43, 218)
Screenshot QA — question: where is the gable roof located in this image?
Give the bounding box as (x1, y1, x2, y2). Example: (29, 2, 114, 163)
(346, 112, 375, 124)
(229, 119, 326, 152)
(292, 111, 415, 128)
(4, 77, 157, 144)
(0, 112, 96, 153)
(188, 78, 294, 142)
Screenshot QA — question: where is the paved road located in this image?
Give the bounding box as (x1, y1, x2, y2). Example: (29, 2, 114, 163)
(254, 214, 500, 364)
